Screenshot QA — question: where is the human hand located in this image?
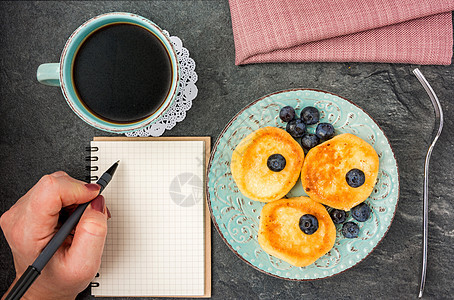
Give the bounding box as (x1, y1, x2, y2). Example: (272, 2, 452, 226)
(1, 171, 110, 300)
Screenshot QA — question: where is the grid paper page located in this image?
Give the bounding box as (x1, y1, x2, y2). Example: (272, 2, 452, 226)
(90, 140, 205, 297)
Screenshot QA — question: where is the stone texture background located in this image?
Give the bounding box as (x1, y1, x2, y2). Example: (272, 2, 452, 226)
(0, 1, 453, 299)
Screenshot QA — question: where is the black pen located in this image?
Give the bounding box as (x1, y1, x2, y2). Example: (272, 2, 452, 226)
(5, 160, 119, 300)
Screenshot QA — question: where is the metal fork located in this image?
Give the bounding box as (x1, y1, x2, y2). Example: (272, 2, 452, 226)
(412, 68, 444, 298)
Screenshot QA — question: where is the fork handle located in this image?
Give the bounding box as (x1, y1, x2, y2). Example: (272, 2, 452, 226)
(412, 68, 444, 298)
(419, 150, 431, 298)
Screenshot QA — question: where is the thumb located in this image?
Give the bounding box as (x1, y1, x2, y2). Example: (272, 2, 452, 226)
(67, 195, 108, 275)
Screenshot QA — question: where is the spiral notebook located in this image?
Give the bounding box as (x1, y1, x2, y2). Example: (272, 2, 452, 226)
(88, 137, 211, 298)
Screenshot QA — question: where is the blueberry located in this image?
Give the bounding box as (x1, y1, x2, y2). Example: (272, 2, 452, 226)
(299, 214, 319, 235)
(315, 123, 335, 139)
(279, 106, 296, 122)
(286, 118, 306, 138)
(342, 221, 359, 238)
(330, 209, 347, 224)
(346, 169, 366, 188)
(351, 202, 371, 222)
(267, 154, 286, 172)
(301, 133, 320, 150)
(300, 106, 320, 125)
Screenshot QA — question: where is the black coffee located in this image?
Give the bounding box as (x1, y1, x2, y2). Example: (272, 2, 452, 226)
(72, 23, 172, 123)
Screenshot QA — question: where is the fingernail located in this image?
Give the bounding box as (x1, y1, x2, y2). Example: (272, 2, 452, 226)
(91, 195, 105, 213)
(106, 207, 112, 219)
(85, 183, 100, 192)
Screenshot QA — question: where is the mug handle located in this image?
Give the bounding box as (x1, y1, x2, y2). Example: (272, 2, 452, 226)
(37, 63, 60, 86)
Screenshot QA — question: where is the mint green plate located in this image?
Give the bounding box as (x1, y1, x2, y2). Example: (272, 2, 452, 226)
(206, 89, 399, 280)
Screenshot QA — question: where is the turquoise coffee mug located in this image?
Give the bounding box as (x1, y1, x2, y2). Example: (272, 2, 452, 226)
(37, 12, 179, 133)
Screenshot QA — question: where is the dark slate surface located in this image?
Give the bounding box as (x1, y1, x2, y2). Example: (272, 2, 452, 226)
(1, 1, 453, 299)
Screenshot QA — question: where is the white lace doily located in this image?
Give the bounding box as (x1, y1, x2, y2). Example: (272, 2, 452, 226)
(126, 31, 198, 137)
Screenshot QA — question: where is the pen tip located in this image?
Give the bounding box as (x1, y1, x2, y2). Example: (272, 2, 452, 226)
(116, 160, 120, 164)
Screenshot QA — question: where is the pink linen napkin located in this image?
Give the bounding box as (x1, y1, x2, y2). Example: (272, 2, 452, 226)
(229, 0, 454, 65)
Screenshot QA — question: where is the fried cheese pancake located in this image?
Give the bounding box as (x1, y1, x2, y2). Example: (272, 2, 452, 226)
(258, 197, 336, 267)
(301, 133, 379, 210)
(231, 127, 304, 202)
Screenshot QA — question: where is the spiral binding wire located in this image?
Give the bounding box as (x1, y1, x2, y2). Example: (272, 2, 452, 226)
(85, 146, 99, 182)
(90, 274, 100, 287)
(90, 273, 100, 287)
(88, 149, 101, 289)
(87, 175, 99, 181)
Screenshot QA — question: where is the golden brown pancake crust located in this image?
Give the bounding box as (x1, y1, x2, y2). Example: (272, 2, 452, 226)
(231, 127, 304, 202)
(258, 197, 336, 267)
(301, 133, 379, 210)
